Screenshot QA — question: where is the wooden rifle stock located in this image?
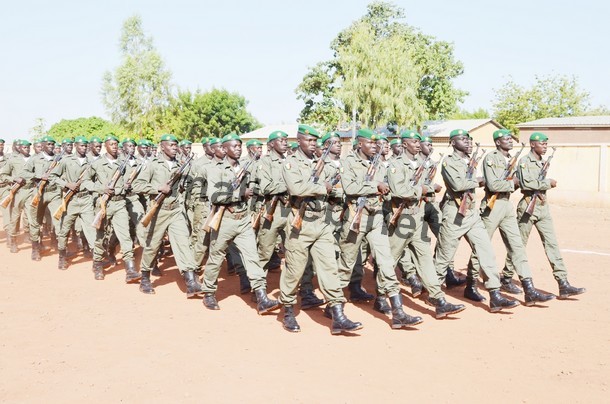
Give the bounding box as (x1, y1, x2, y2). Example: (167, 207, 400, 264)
(348, 151, 381, 232)
(0, 182, 23, 209)
(92, 154, 132, 229)
(53, 166, 90, 220)
(524, 147, 557, 216)
(487, 143, 526, 211)
(31, 150, 66, 207)
(202, 205, 217, 233)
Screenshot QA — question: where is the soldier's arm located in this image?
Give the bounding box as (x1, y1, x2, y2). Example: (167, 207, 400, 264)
(387, 161, 423, 200)
(341, 157, 378, 197)
(517, 158, 553, 191)
(259, 157, 285, 195)
(49, 159, 67, 188)
(207, 166, 242, 204)
(483, 154, 514, 193)
(441, 159, 480, 192)
(20, 157, 36, 181)
(132, 163, 156, 195)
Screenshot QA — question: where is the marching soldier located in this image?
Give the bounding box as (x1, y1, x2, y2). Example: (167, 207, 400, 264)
(0, 139, 9, 239)
(88, 136, 103, 161)
(121, 138, 147, 246)
(280, 124, 362, 334)
(50, 136, 96, 270)
(504, 132, 586, 299)
(132, 134, 204, 297)
(200, 133, 279, 314)
(287, 141, 299, 156)
(389, 138, 402, 157)
(434, 129, 519, 312)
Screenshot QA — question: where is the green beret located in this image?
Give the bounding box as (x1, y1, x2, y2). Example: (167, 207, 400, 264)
(246, 139, 263, 147)
(208, 137, 221, 146)
(104, 134, 119, 143)
(122, 137, 136, 146)
(400, 130, 421, 140)
(288, 141, 298, 149)
(493, 129, 512, 140)
(0, 139, 4, 143)
(89, 136, 102, 144)
(449, 129, 470, 139)
(297, 124, 320, 138)
(61, 138, 74, 145)
(74, 136, 89, 144)
(19, 139, 32, 146)
(321, 131, 340, 145)
(357, 128, 378, 140)
(40, 135, 56, 143)
(160, 134, 178, 143)
(200, 137, 209, 145)
(179, 139, 193, 146)
(389, 138, 401, 146)
(376, 134, 388, 142)
(316, 139, 324, 148)
(221, 133, 241, 144)
(137, 139, 149, 146)
(530, 132, 548, 142)
(268, 131, 288, 143)
(421, 136, 432, 143)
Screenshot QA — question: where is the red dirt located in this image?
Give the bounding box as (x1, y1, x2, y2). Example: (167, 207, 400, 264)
(1, 204, 608, 402)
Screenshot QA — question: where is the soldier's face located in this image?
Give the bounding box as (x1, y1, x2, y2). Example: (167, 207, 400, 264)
(328, 139, 341, 155)
(204, 143, 213, 156)
(34, 143, 42, 154)
(91, 142, 102, 155)
(359, 138, 377, 158)
(496, 135, 513, 152)
(21, 145, 31, 157)
(420, 142, 433, 156)
(531, 140, 547, 156)
(451, 136, 471, 155)
(297, 134, 317, 158)
(63, 143, 73, 154)
(105, 140, 119, 157)
(75, 142, 87, 156)
(402, 138, 421, 156)
(44, 141, 55, 155)
(212, 144, 225, 159)
(248, 145, 262, 157)
(223, 140, 242, 160)
(377, 140, 389, 156)
(123, 143, 135, 155)
(271, 138, 288, 154)
(182, 145, 192, 155)
(391, 144, 402, 156)
(161, 140, 178, 159)
(137, 145, 149, 156)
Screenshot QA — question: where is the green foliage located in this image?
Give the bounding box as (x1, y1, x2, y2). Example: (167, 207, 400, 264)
(48, 117, 128, 142)
(29, 118, 47, 141)
(296, 1, 466, 129)
(493, 75, 597, 132)
(448, 107, 490, 120)
(101, 15, 172, 137)
(163, 89, 262, 140)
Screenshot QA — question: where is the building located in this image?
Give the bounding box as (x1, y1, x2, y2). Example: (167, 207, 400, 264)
(516, 116, 610, 144)
(422, 119, 504, 144)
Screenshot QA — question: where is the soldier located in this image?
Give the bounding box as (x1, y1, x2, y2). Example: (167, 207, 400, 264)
(287, 141, 299, 156)
(390, 138, 402, 157)
(0, 139, 35, 253)
(62, 138, 74, 155)
(50, 136, 96, 270)
(0, 139, 8, 239)
(434, 129, 519, 312)
(504, 132, 586, 299)
(83, 134, 140, 283)
(88, 136, 103, 161)
(179, 139, 192, 162)
(338, 128, 422, 329)
(121, 137, 147, 247)
(132, 134, 204, 297)
(201, 133, 279, 314)
(33, 140, 43, 156)
(387, 131, 465, 319)
(21, 136, 64, 260)
(135, 139, 150, 162)
(280, 124, 362, 334)
(462, 128, 556, 306)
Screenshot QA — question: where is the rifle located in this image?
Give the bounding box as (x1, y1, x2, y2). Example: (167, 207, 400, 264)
(31, 150, 66, 207)
(91, 154, 132, 229)
(207, 153, 258, 232)
(52, 165, 91, 220)
(202, 204, 217, 233)
(348, 151, 382, 233)
(524, 147, 557, 216)
(486, 143, 526, 211)
(457, 143, 485, 216)
(141, 153, 194, 227)
(0, 182, 24, 209)
(252, 194, 277, 230)
(290, 142, 335, 231)
(388, 155, 431, 227)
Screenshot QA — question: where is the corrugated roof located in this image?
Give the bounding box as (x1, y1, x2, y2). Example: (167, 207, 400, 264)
(422, 119, 502, 138)
(517, 116, 610, 128)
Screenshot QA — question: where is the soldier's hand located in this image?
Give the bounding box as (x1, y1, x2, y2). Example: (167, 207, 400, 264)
(377, 182, 390, 195)
(158, 184, 172, 195)
(550, 179, 557, 188)
(324, 181, 332, 193)
(124, 182, 132, 192)
(14, 177, 25, 185)
(105, 186, 115, 196)
(433, 183, 442, 193)
(477, 177, 485, 187)
(41, 173, 50, 181)
(243, 188, 254, 198)
(66, 182, 79, 192)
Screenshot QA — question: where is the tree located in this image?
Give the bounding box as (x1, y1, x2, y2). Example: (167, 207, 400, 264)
(47, 117, 127, 142)
(295, 1, 466, 130)
(493, 75, 600, 132)
(163, 89, 261, 140)
(448, 107, 490, 120)
(102, 15, 172, 137)
(29, 118, 47, 141)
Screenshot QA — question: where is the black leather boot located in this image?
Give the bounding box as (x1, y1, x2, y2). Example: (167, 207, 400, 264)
(489, 289, 520, 312)
(31, 241, 41, 261)
(299, 289, 325, 310)
(348, 281, 374, 302)
(183, 271, 204, 297)
(427, 296, 466, 319)
(92, 261, 105, 280)
(139, 271, 155, 294)
(501, 276, 522, 294)
(202, 293, 219, 310)
(445, 267, 466, 287)
(124, 260, 141, 283)
(389, 294, 423, 329)
(282, 305, 300, 332)
(239, 273, 251, 294)
(464, 277, 486, 302)
(373, 295, 391, 315)
(254, 288, 280, 315)
(557, 279, 586, 300)
(406, 275, 423, 297)
(521, 278, 555, 306)
(330, 303, 363, 335)
(58, 249, 68, 270)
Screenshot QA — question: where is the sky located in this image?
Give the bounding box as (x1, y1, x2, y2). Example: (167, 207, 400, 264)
(1, 0, 609, 143)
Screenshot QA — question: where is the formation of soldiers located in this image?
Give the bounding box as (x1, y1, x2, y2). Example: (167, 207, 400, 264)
(0, 125, 586, 334)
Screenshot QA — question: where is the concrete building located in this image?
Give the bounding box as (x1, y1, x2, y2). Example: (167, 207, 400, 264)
(422, 119, 504, 144)
(516, 116, 610, 144)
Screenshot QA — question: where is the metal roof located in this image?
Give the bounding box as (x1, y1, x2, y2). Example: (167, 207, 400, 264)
(517, 116, 610, 128)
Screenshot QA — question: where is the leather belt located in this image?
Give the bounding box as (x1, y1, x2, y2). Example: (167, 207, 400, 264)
(109, 195, 124, 201)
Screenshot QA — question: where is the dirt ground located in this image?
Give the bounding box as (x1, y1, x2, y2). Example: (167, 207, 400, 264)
(0, 204, 609, 403)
